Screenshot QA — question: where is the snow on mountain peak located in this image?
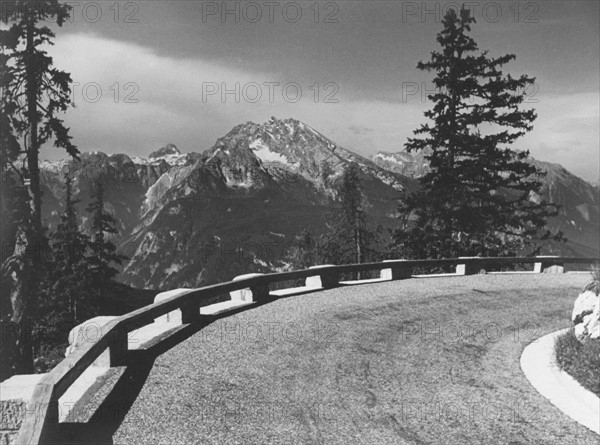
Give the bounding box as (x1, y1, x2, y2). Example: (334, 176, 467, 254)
(371, 149, 431, 178)
(150, 144, 180, 158)
(131, 144, 189, 166)
(249, 138, 294, 166)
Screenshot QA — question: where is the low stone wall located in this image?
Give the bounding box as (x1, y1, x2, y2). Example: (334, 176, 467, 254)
(1, 375, 43, 445)
(0, 316, 128, 443)
(0, 282, 266, 442)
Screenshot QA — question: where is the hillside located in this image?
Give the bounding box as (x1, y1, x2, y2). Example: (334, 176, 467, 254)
(39, 118, 413, 289)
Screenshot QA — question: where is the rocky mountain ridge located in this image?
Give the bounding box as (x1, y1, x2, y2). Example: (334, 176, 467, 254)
(36, 117, 599, 289)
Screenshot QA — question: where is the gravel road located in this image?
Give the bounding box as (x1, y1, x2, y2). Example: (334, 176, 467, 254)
(80, 274, 597, 444)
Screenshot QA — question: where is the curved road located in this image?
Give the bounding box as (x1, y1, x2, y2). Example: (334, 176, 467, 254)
(81, 274, 597, 444)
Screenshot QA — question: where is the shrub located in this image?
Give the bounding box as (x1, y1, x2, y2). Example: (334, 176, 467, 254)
(554, 328, 600, 396)
(583, 263, 600, 295)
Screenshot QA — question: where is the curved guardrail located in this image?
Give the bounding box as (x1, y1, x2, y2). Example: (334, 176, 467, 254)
(17, 256, 598, 444)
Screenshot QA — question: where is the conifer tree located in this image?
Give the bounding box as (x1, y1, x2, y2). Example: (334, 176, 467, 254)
(393, 6, 561, 259)
(86, 182, 126, 284)
(1, 0, 77, 373)
(321, 164, 380, 276)
(286, 228, 319, 270)
(340, 163, 366, 265)
(50, 173, 91, 322)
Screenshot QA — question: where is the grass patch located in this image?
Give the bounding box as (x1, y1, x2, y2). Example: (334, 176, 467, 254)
(555, 328, 600, 396)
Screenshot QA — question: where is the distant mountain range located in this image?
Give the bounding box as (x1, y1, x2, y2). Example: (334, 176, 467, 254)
(369, 148, 600, 258)
(38, 117, 599, 290)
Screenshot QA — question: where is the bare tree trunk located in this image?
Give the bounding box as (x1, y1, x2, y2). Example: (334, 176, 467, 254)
(7, 18, 42, 374)
(26, 19, 41, 235)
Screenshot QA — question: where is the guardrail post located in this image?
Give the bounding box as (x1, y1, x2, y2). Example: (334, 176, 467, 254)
(154, 289, 189, 325)
(321, 270, 339, 289)
(534, 255, 565, 273)
(14, 382, 60, 445)
(456, 257, 482, 275)
(109, 325, 129, 367)
(251, 282, 271, 302)
(181, 301, 202, 324)
(231, 273, 270, 302)
(380, 259, 412, 280)
(44, 397, 60, 439)
(306, 265, 339, 289)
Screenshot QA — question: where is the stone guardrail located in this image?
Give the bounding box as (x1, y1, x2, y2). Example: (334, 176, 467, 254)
(12, 255, 599, 444)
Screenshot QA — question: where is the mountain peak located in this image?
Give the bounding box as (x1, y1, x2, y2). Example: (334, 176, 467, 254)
(150, 144, 180, 159)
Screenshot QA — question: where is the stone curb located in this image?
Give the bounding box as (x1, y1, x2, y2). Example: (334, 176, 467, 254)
(520, 328, 600, 435)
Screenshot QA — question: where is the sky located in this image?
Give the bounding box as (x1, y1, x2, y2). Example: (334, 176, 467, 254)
(27, 0, 600, 182)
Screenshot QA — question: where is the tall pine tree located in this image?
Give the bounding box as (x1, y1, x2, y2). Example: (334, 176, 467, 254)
(33, 174, 91, 367)
(1, 0, 78, 374)
(86, 182, 125, 285)
(340, 163, 366, 266)
(393, 7, 561, 260)
(321, 164, 382, 277)
(49, 174, 91, 323)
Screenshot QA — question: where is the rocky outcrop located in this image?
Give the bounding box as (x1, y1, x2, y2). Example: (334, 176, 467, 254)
(572, 290, 600, 343)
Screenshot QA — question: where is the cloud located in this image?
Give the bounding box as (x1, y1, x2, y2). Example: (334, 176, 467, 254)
(44, 33, 277, 156)
(39, 33, 598, 183)
(519, 92, 599, 181)
(41, 33, 424, 159)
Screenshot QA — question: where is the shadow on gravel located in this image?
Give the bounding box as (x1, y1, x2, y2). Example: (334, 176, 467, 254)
(57, 356, 155, 445)
(54, 299, 278, 444)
